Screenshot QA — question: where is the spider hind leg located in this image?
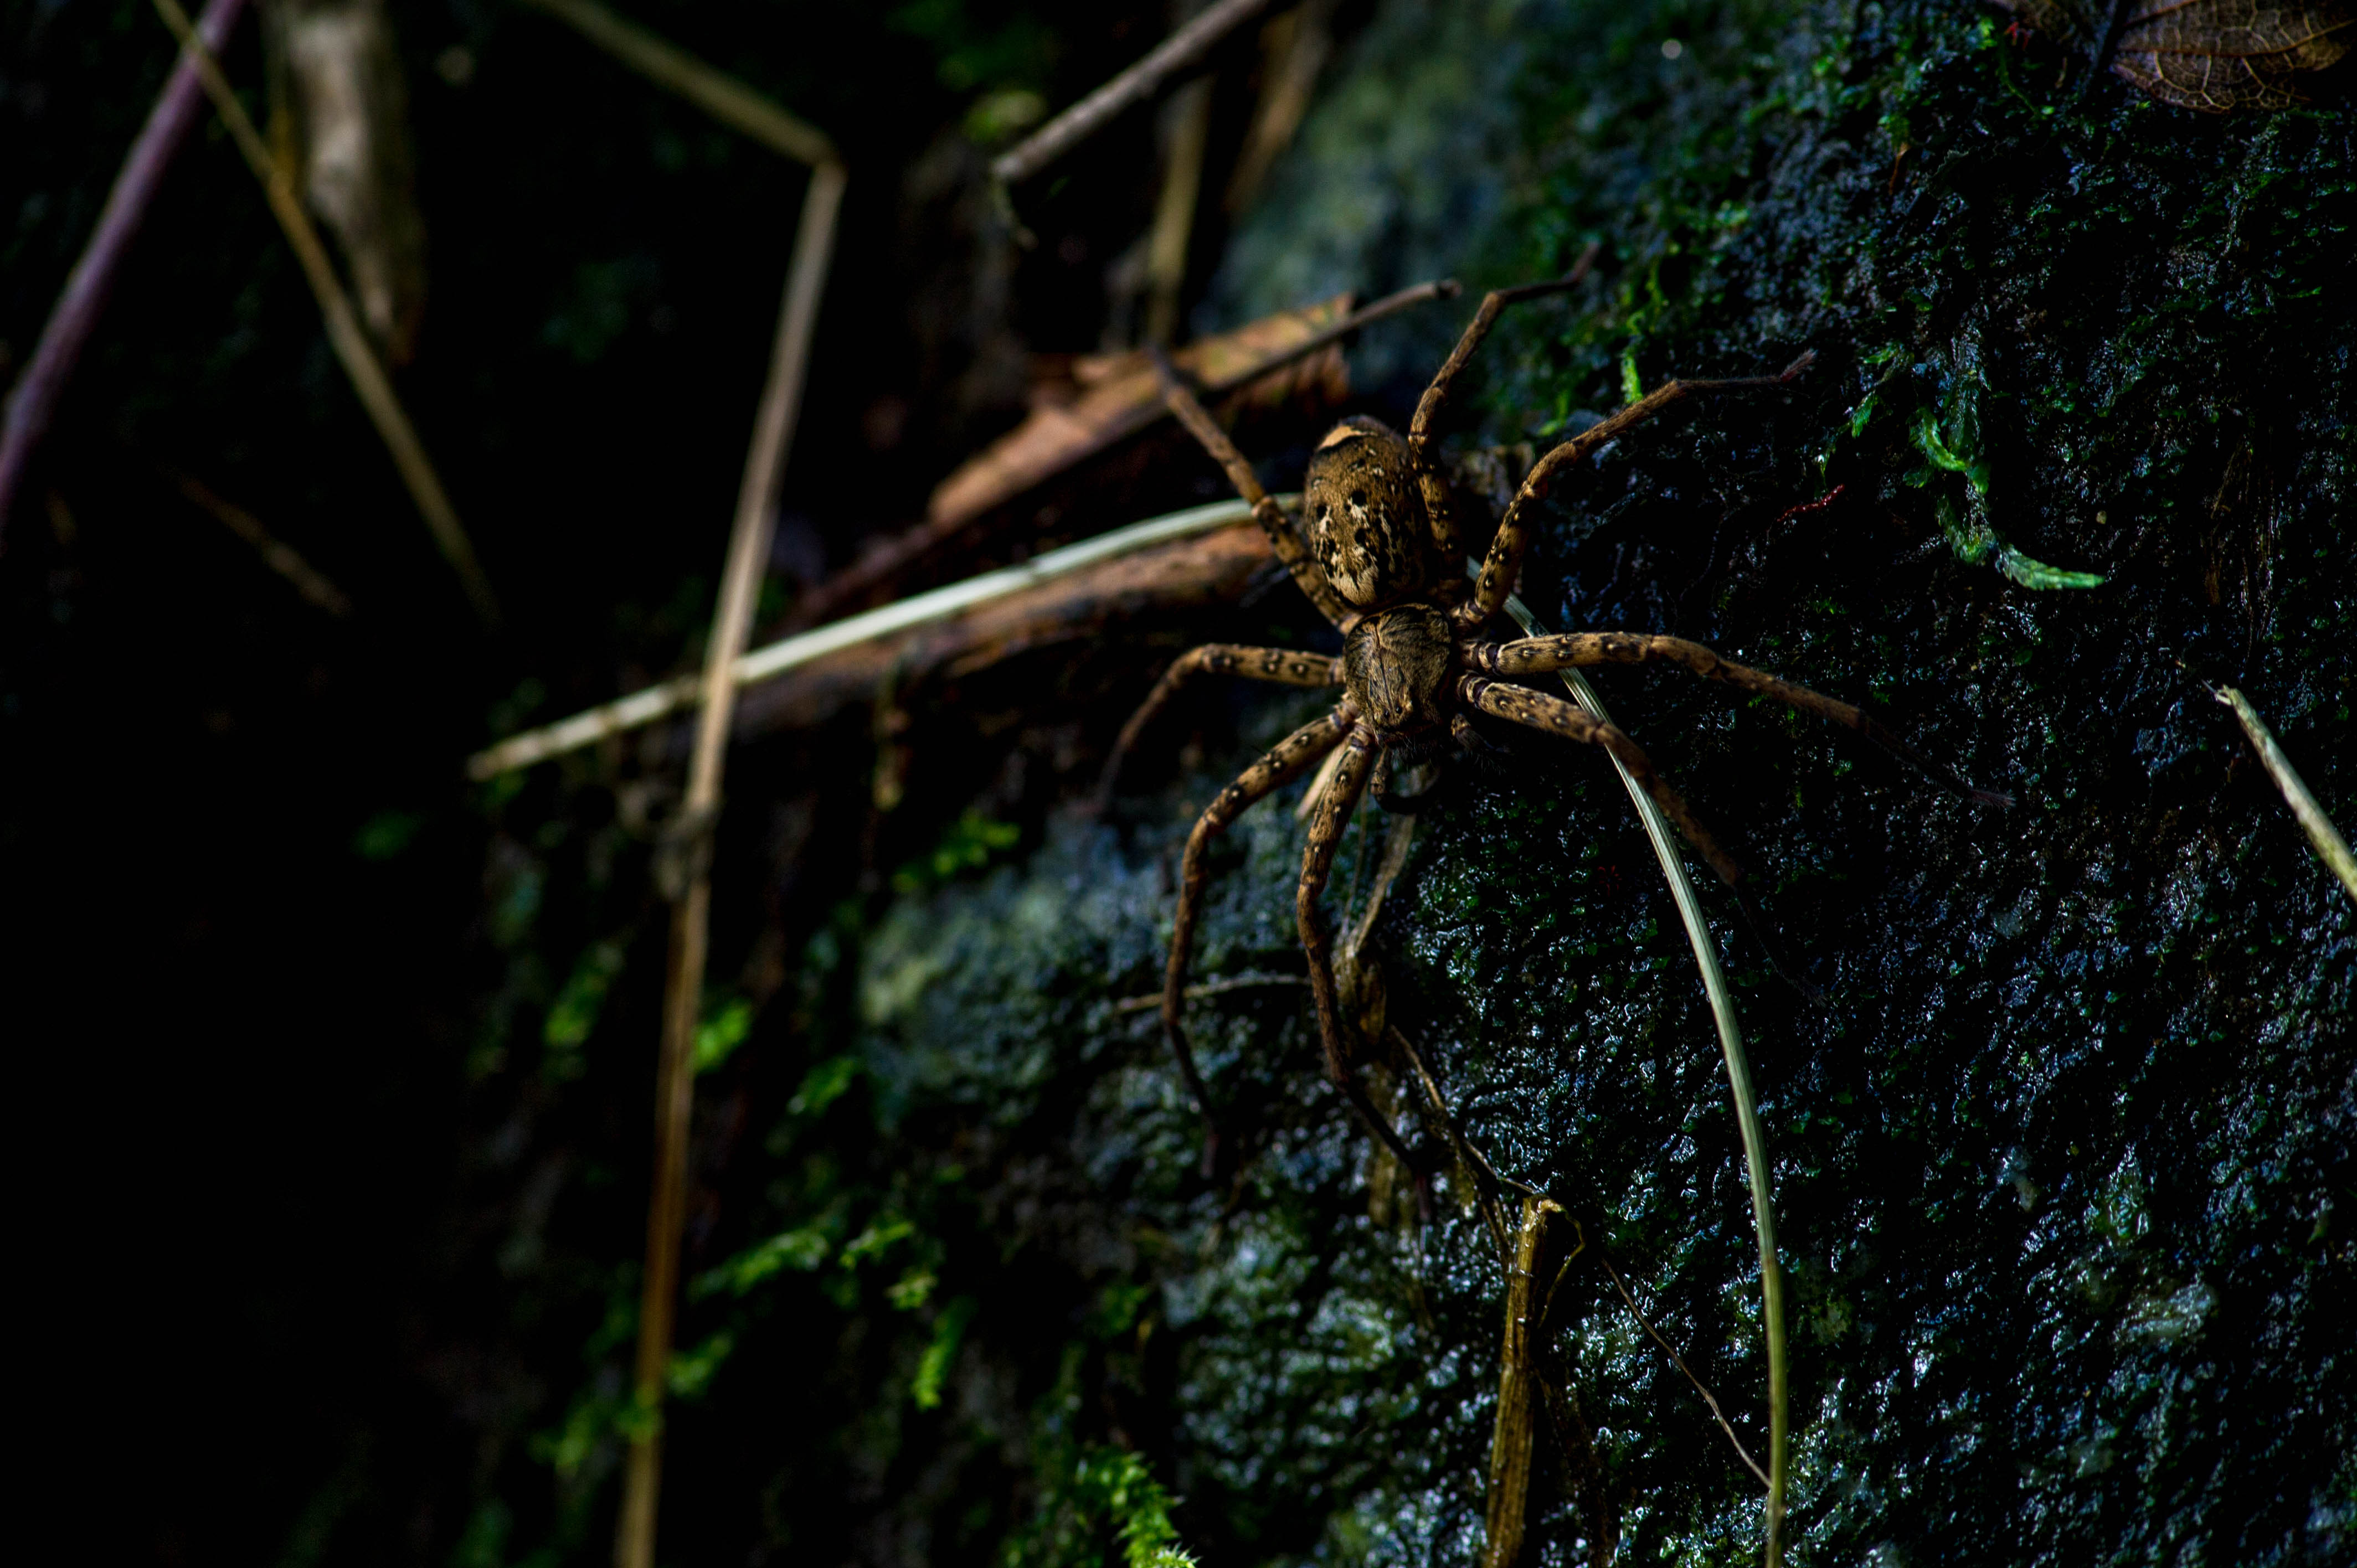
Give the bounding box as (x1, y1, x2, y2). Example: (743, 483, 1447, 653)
(1299, 728, 1423, 1170)
(1163, 708, 1355, 1167)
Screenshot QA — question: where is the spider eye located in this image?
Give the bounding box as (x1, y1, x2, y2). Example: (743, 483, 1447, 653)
(1349, 488, 1367, 506)
(1316, 503, 1330, 519)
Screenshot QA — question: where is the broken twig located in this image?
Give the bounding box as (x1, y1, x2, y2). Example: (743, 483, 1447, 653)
(0, 0, 250, 546)
(991, 0, 1279, 187)
(2214, 684, 2357, 908)
(1484, 1196, 1578, 1568)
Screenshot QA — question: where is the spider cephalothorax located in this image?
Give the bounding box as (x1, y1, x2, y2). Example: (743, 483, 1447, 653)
(1105, 277, 2003, 1171)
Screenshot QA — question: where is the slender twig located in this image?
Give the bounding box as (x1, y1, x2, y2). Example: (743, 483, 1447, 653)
(147, 0, 500, 626)
(165, 468, 352, 615)
(465, 496, 1270, 778)
(2213, 684, 2357, 908)
(1115, 971, 1303, 1013)
(0, 0, 251, 546)
(991, 0, 1279, 187)
(1388, 1025, 1513, 1271)
(1596, 1250, 1770, 1486)
(523, 11, 852, 1560)
(616, 156, 845, 1568)
(1493, 577, 1789, 1567)
(517, 0, 837, 167)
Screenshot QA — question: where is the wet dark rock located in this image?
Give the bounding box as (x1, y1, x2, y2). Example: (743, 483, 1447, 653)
(800, 1, 2355, 1563)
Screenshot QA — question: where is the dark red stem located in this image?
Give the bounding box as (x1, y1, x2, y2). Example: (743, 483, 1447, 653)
(0, 0, 251, 546)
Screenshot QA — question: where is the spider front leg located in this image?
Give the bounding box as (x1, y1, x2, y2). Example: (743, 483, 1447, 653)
(1406, 251, 1599, 564)
(1458, 674, 1744, 886)
(1165, 706, 1356, 1159)
(1460, 350, 1816, 627)
(1096, 643, 1342, 806)
(1468, 632, 2013, 806)
(1149, 348, 1355, 630)
(1295, 725, 1421, 1172)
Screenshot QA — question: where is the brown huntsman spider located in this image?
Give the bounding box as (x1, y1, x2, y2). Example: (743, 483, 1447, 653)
(1103, 276, 2003, 1169)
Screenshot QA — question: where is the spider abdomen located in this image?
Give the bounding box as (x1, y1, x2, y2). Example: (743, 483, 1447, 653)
(1305, 419, 1427, 609)
(1342, 603, 1453, 741)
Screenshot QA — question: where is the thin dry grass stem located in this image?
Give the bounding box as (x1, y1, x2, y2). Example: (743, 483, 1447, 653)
(147, 0, 498, 626)
(166, 468, 352, 615)
(1493, 578, 1789, 1567)
(1115, 972, 1304, 1013)
(465, 497, 1268, 778)
(1596, 1250, 1771, 1487)
(2214, 684, 2357, 907)
(991, 0, 1279, 187)
(616, 157, 845, 1568)
(0, 0, 250, 544)
(518, 0, 837, 166)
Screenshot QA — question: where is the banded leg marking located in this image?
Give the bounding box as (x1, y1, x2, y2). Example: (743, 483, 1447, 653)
(1459, 674, 1742, 886)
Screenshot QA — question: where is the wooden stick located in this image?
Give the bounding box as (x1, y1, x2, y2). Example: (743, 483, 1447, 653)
(0, 0, 250, 546)
(991, 0, 1279, 186)
(1484, 1195, 1576, 1568)
(614, 156, 845, 1568)
(2215, 685, 2357, 907)
(146, 0, 500, 626)
(166, 468, 353, 615)
(518, 0, 837, 167)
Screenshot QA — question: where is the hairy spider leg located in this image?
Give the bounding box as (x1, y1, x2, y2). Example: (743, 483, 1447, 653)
(1407, 257, 1599, 564)
(1150, 347, 1355, 630)
(1295, 725, 1421, 1171)
(1165, 707, 1356, 1155)
(1095, 644, 1342, 807)
(1468, 631, 2012, 807)
(1461, 350, 1817, 627)
(1458, 674, 1744, 886)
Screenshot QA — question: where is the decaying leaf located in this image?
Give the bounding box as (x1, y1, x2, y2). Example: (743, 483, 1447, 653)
(266, 0, 429, 361)
(1991, 0, 2352, 111)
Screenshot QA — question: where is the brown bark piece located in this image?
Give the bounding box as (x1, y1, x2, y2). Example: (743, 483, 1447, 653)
(794, 296, 1350, 627)
(732, 520, 1275, 739)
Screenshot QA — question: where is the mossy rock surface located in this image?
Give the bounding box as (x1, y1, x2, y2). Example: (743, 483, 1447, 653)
(721, 2, 2355, 1564)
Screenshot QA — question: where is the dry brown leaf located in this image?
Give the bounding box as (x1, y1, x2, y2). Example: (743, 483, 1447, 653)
(1991, 0, 2351, 110)
(2114, 0, 2351, 110)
